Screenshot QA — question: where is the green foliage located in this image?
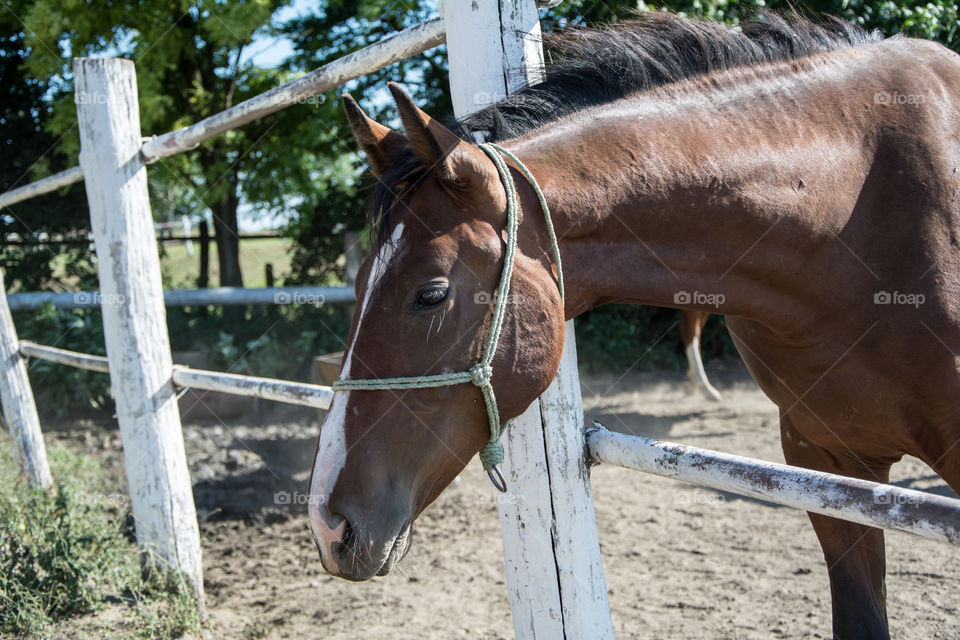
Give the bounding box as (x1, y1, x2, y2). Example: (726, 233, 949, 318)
(0, 0, 93, 293)
(0, 443, 128, 635)
(13, 298, 350, 415)
(574, 305, 738, 372)
(190, 304, 348, 379)
(0, 439, 203, 639)
(278, 0, 451, 284)
(14, 305, 111, 414)
(17, 0, 338, 287)
(542, 0, 959, 50)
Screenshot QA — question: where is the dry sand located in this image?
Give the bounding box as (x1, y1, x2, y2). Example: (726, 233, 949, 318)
(49, 362, 959, 639)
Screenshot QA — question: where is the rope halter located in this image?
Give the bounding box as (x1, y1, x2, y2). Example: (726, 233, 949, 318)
(331, 143, 564, 492)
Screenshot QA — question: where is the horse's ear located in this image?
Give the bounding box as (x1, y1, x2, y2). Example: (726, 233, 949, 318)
(342, 94, 408, 177)
(388, 82, 477, 184)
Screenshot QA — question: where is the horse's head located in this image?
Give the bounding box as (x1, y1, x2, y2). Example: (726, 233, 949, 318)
(308, 84, 566, 580)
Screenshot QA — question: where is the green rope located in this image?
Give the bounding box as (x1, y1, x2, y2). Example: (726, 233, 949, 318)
(332, 143, 562, 475)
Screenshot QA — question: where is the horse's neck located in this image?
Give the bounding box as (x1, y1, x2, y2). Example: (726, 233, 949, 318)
(512, 61, 879, 330)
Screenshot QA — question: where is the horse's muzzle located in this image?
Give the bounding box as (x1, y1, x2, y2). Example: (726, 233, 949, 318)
(309, 500, 412, 581)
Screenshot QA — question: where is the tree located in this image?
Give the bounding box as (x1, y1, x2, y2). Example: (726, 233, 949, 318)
(277, 0, 449, 285)
(543, 0, 958, 47)
(0, 0, 94, 292)
(20, 0, 336, 288)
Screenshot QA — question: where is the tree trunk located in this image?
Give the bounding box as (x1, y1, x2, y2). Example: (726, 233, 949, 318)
(198, 146, 243, 289)
(211, 189, 242, 288)
(198, 220, 209, 289)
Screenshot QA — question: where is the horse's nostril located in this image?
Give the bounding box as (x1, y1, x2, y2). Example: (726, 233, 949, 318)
(330, 513, 355, 559)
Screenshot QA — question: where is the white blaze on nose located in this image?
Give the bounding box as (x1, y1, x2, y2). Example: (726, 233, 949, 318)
(309, 223, 405, 570)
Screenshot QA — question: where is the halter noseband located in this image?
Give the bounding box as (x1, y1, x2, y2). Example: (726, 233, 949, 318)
(331, 143, 564, 492)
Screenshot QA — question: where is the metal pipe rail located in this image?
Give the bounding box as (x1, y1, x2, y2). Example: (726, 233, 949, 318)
(7, 285, 355, 312)
(586, 426, 960, 546)
(0, 17, 445, 207)
(18, 340, 334, 410)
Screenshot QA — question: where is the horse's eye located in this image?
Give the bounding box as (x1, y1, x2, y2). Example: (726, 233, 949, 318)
(416, 287, 448, 308)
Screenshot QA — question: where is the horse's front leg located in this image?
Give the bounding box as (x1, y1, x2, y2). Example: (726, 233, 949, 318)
(780, 416, 892, 640)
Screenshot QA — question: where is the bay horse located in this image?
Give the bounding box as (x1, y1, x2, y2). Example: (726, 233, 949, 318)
(309, 12, 960, 639)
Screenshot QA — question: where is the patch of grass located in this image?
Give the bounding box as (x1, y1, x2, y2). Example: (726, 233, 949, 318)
(0, 438, 203, 639)
(160, 236, 293, 289)
(242, 620, 275, 640)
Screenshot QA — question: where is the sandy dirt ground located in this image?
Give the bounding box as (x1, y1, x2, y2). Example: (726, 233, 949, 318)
(48, 361, 959, 639)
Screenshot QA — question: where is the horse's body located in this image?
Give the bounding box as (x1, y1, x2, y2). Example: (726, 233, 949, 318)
(310, 14, 960, 639)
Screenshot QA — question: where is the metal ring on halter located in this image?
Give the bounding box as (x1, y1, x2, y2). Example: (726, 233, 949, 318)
(487, 465, 507, 493)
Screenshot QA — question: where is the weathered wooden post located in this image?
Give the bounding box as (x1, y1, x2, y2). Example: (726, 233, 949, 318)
(265, 263, 275, 288)
(0, 270, 52, 488)
(442, 2, 614, 637)
(74, 58, 204, 603)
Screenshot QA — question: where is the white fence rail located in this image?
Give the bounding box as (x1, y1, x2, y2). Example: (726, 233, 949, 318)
(19, 341, 110, 373)
(7, 285, 355, 312)
(0, 167, 85, 210)
(141, 18, 444, 161)
(18, 341, 334, 410)
(587, 426, 960, 545)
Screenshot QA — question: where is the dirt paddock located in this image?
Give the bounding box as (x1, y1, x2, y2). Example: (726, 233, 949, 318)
(51, 361, 959, 639)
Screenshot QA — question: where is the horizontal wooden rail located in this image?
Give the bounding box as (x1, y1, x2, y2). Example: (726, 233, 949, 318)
(586, 426, 960, 546)
(19, 340, 110, 373)
(19, 341, 334, 410)
(7, 285, 355, 312)
(0, 167, 84, 210)
(140, 17, 445, 162)
(171, 367, 333, 410)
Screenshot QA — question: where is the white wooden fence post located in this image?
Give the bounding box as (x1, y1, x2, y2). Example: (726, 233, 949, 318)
(442, 3, 614, 638)
(0, 270, 52, 488)
(74, 58, 204, 603)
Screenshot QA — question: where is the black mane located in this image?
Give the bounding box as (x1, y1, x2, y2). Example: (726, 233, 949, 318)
(370, 12, 881, 245)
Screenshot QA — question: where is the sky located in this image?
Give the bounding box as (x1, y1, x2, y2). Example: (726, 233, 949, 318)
(237, 0, 310, 69)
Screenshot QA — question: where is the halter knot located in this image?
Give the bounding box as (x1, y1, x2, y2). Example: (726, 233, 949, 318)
(469, 363, 493, 387)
